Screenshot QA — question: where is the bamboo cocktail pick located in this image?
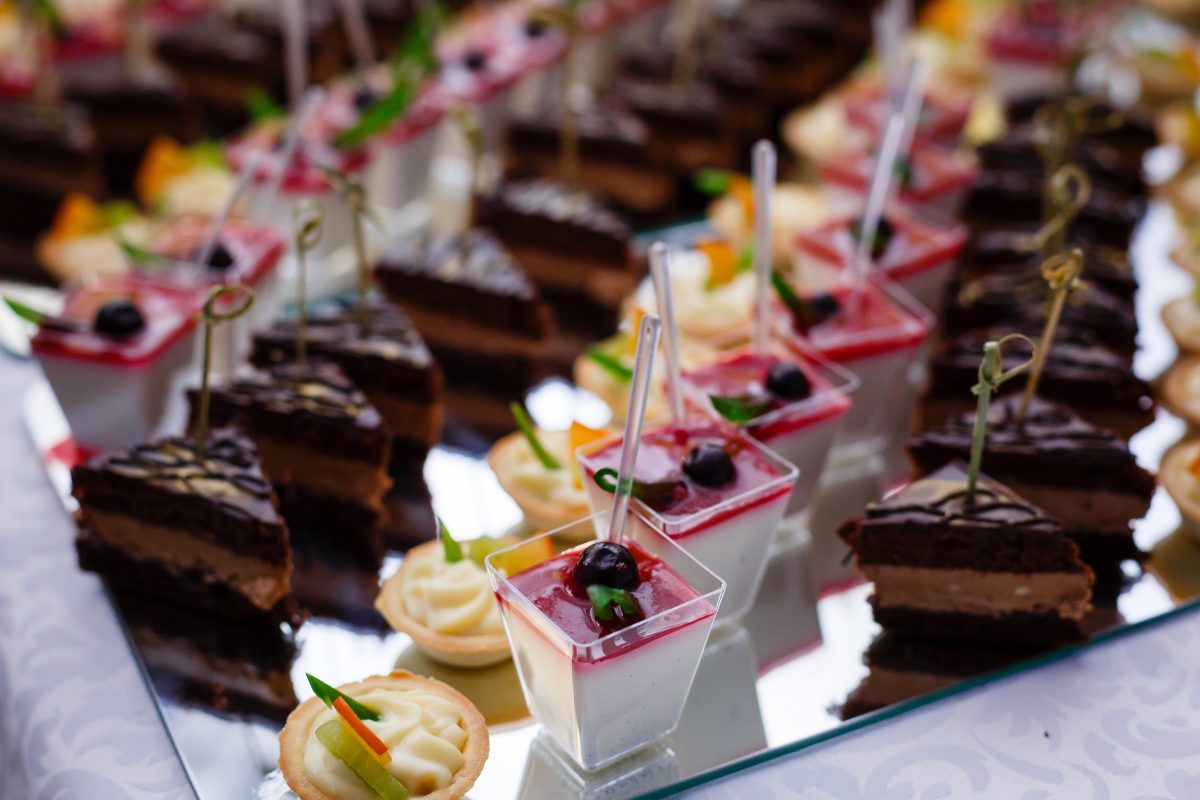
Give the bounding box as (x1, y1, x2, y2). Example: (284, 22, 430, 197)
(1016, 248, 1085, 426)
(193, 285, 255, 458)
(965, 334, 1037, 505)
(292, 202, 325, 367)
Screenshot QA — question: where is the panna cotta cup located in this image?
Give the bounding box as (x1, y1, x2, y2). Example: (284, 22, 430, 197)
(841, 79, 972, 147)
(31, 274, 201, 454)
(792, 209, 967, 315)
(818, 140, 978, 219)
(369, 81, 448, 212)
(577, 420, 798, 623)
(773, 276, 932, 463)
(486, 515, 724, 770)
(680, 345, 856, 517)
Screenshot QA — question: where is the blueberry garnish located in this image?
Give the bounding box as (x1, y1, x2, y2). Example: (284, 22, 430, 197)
(851, 216, 896, 261)
(574, 542, 640, 590)
(683, 443, 736, 488)
(524, 18, 547, 38)
(204, 242, 236, 270)
(353, 86, 379, 110)
(766, 362, 812, 400)
(93, 299, 145, 339)
(810, 292, 839, 319)
(463, 50, 487, 71)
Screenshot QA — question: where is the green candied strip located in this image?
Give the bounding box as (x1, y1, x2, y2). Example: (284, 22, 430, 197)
(587, 584, 641, 623)
(306, 674, 381, 721)
(467, 535, 506, 567)
(592, 467, 683, 510)
(117, 238, 169, 267)
(244, 87, 285, 122)
(315, 720, 409, 800)
(709, 394, 771, 425)
(693, 167, 732, 196)
(438, 518, 464, 563)
(509, 402, 562, 470)
(585, 346, 634, 382)
(3, 298, 45, 326)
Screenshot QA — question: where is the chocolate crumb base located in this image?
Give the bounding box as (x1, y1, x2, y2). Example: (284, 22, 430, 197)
(76, 529, 297, 625)
(111, 589, 298, 669)
(870, 602, 1089, 647)
(864, 632, 1047, 676)
(144, 667, 296, 726)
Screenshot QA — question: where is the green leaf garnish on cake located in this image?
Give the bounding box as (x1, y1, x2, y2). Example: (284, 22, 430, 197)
(592, 467, 684, 510)
(709, 394, 771, 424)
(586, 584, 641, 623)
(438, 518, 464, 563)
(307, 673, 381, 721)
(509, 402, 562, 470)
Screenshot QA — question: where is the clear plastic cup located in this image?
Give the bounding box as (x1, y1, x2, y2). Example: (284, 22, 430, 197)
(577, 420, 798, 623)
(819, 140, 978, 220)
(486, 514, 724, 770)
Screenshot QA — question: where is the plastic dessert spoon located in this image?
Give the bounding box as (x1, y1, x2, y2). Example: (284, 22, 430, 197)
(850, 114, 904, 303)
(606, 313, 662, 544)
(254, 87, 326, 221)
(194, 151, 264, 269)
(649, 242, 685, 424)
(751, 139, 776, 352)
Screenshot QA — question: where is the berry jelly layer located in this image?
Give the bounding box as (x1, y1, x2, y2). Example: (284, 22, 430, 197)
(841, 81, 971, 144)
(794, 283, 929, 364)
(149, 216, 287, 289)
(795, 212, 967, 289)
(225, 126, 369, 194)
(820, 142, 976, 207)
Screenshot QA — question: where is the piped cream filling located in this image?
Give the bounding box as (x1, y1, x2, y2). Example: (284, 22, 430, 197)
(861, 565, 1092, 620)
(391, 549, 504, 636)
(303, 688, 468, 800)
(632, 250, 755, 342)
(502, 429, 589, 509)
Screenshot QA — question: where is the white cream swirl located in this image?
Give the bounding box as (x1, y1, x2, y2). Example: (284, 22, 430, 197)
(633, 249, 755, 343)
(503, 429, 589, 509)
(157, 168, 236, 219)
(303, 688, 468, 800)
(395, 549, 504, 637)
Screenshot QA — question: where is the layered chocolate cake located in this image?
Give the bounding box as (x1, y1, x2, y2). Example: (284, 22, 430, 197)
(476, 177, 640, 340)
(908, 395, 1154, 595)
(251, 298, 442, 465)
(112, 589, 299, 724)
(842, 633, 1040, 719)
(0, 102, 102, 283)
(504, 102, 676, 216)
(941, 268, 1137, 359)
(838, 462, 1095, 646)
(189, 362, 393, 567)
(375, 228, 554, 432)
(963, 228, 1137, 302)
(73, 429, 295, 623)
(613, 78, 738, 173)
(921, 330, 1154, 439)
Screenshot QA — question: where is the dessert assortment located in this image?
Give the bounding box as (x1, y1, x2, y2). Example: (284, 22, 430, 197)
(12, 0, 1200, 796)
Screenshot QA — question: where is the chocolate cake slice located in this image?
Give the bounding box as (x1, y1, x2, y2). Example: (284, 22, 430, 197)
(189, 362, 392, 568)
(113, 589, 299, 724)
(504, 102, 676, 216)
(964, 227, 1136, 302)
(476, 178, 640, 339)
(251, 298, 442, 465)
(941, 268, 1137, 358)
(838, 462, 1095, 646)
(908, 395, 1154, 594)
(921, 330, 1154, 440)
(842, 633, 1041, 719)
(613, 78, 738, 173)
(375, 229, 554, 431)
(73, 429, 295, 623)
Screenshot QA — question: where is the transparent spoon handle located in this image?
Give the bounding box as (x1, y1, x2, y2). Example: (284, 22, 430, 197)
(254, 87, 325, 221)
(196, 151, 263, 269)
(607, 313, 662, 543)
(649, 243, 684, 424)
(752, 140, 776, 352)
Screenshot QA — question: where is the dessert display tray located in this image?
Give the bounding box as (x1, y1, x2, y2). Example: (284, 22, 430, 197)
(23, 202, 1195, 800)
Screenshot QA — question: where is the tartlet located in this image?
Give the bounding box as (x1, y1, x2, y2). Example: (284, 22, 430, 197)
(1163, 357, 1200, 428)
(487, 427, 595, 532)
(376, 540, 511, 668)
(279, 670, 488, 800)
(1163, 295, 1200, 353)
(1161, 439, 1200, 542)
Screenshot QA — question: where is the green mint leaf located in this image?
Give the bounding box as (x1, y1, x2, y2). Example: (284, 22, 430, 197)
(737, 245, 755, 273)
(4, 297, 46, 326)
(306, 673, 381, 721)
(245, 87, 285, 123)
(100, 200, 138, 229)
(118, 238, 168, 266)
(585, 346, 633, 382)
(694, 168, 732, 196)
(893, 157, 913, 189)
(770, 269, 802, 310)
(709, 394, 772, 424)
(592, 467, 684, 510)
(439, 518, 464, 563)
(587, 584, 641, 623)
(509, 402, 562, 470)
(190, 140, 228, 169)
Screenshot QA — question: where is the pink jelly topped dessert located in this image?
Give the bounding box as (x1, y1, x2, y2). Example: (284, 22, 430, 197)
(683, 351, 850, 441)
(841, 81, 971, 144)
(581, 420, 794, 530)
(225, 119, 369, 194)
(775, 279, 928, 363)
(31, 276, 200, 367)
(819, 141, 977, 208)
(508, 540, 711, 649)
(147, 215, 286, 286)
(796, 211, 967, 286)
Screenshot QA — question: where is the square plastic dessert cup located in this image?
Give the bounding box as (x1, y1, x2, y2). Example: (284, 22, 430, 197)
(368, 83, 448, 211)
(791, 207, 967, 315)
(841, 80, 971, 146)
(32, 274, 201, 453)
(486, 514, 725, 771)
(819, 140, 978, 220)
(576, 423, 798, 624)
(771, 275, 932, 463)
(680, 343, 857, 517)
